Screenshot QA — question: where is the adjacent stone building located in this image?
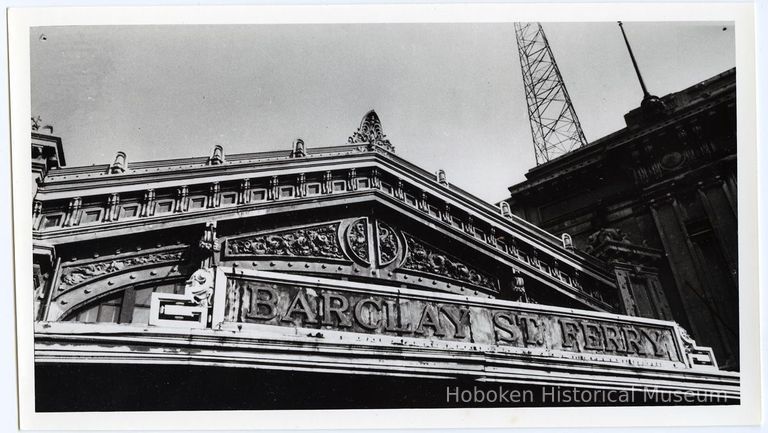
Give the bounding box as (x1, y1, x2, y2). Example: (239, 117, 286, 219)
(31, 110, 737, 411)
(506, 68, 738, 370)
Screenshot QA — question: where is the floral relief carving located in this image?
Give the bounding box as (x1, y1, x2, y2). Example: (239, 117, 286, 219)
(226, 223, 344, 260)
(376, 221, 399, 266)
(59, 251, 185, 288)
(346, 218, 370, 264)
(402, 234, 497, 291)
(347, 110, 395, 152)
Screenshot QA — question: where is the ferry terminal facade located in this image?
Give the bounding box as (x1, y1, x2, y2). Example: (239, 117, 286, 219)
(30, 108, 738, 410)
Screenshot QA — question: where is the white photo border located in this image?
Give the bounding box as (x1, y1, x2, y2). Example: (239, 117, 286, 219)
(8, 2, 759, 429)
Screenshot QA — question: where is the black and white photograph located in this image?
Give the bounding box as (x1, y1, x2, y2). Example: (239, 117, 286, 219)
(6, 2, 761, 430)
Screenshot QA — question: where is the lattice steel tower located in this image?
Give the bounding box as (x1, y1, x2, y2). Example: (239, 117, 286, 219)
(514, 22, 588, 165)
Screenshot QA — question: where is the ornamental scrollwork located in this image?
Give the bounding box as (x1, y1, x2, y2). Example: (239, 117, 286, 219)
(677, 325, 717, 368)
(59, 251, 185, 288)
(585, 227, 632, 255)
(376, 220, 399, 266)
(226, 223, 344, 260)
(347, 110, 395, 152)
(183, 268, 215, 308)
(402, 234, 497, 291)
(346, 218, 370, 264)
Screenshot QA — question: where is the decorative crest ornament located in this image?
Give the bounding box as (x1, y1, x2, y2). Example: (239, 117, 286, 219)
(499, 201, 512, 218)
(347, 110, 395, 152)
(561, 233, 574, 251)
(436, 169, 448, 186)
(291, 138, 306, 158)
(31, 116, 54, 134)
(183, 268, 215, 308)
(209, 145, 224, 165)
(110, 151, 127, 174)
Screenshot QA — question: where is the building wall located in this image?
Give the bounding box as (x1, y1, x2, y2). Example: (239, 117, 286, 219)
(506, 68, 739, 370)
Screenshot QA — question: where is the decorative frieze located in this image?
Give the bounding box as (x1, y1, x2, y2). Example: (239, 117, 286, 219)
(33, 158, 617, 312)
(58, 250, 185, 290)
(226, 223, 344, 260)
(345, 218, 369, 264)
(401, 233, 497, 291)
(376, 221, 399, 266)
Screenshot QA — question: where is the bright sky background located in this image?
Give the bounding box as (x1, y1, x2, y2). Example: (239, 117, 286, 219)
(30, 22, 734, 203)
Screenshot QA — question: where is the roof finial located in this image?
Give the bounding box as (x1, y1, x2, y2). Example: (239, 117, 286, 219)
(436, 169, 448, 185)
(110, 151, 127, 174)
(291, 138, 306, 158)
(31, 115, 53, 134)
(209, 145, 224, 165)
(348, 110, 395, 153)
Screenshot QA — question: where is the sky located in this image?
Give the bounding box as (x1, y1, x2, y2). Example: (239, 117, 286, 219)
(30, 22, 735, 203)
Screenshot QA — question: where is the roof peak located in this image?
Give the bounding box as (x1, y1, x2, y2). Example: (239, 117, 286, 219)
(347, 109, 395, 153)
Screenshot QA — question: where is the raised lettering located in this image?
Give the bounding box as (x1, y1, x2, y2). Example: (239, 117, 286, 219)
(623, 327, 646, 355)
(248, 286, 279, 320)
(559, 318, 581, 350)
(582, 322, 604, 350)
(519, 315, 544, 346)
(322, 292, 352, 328)
(354, 298, 382, 330)
(439, 305, 470, 339)
(602, 324, 626, 353)
(384, 300, 411, 332)
(415, 304, 445, 337)
(281, 289, 318, 324)
(641, 329, 674, 360)
(493, 312, 523, 344)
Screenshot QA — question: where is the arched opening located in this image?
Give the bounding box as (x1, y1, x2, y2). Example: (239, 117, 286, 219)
(64, 280, 186, 325)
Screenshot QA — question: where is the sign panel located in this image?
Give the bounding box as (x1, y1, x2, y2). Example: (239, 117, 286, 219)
(225, 278, 684, 364)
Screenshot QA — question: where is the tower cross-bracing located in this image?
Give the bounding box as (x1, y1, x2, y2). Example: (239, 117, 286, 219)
(514, 22, 588, 164)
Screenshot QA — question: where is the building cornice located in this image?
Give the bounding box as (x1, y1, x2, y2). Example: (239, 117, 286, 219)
(509, 69, 736, 197)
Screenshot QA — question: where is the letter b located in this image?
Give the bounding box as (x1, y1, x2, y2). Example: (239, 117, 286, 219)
(249, 286, 279, 320)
